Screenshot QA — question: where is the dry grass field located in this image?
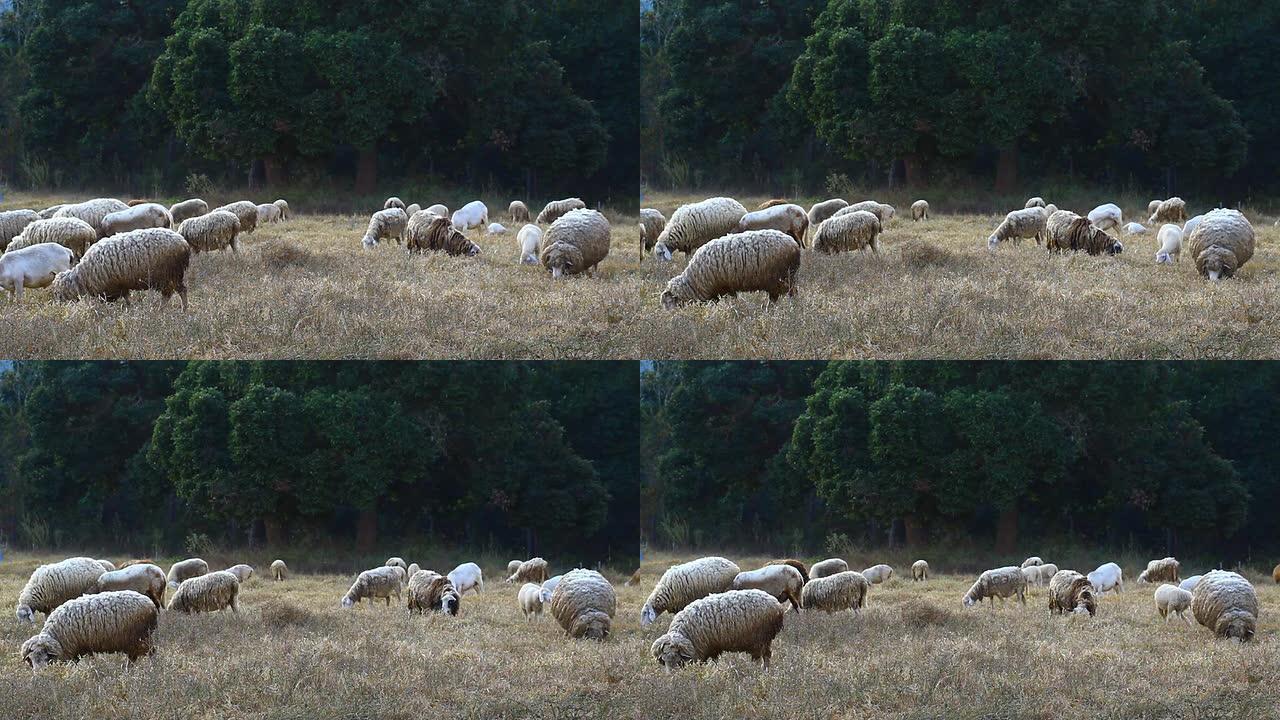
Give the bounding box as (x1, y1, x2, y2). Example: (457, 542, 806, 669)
(0, 191, 645, 359)
(634, 191, 1280, 359)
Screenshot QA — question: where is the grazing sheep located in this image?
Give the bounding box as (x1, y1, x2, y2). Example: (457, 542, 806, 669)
(256, 203, 282, 225)
(536, 197, 586, 225)
(168, 571, 240, 613)
(95, 560, 116, 572)
(767, 559, 809, 584)
(1180, 575, 1203, 592)
(1037, 564, 1060, 586)
(549, 569, 616, 640)
(988, 207, 1048, 249)
(509, 201, 530, 223)
(639, 208, 667, 260)
(1155, 583, 1193, 624)
(20, 591, 158, 669)
(1187, 209, 1254, 280)
(1087, 562, 1124, 595)
(862, 564, 893, 585)
(37, 205, 65, 220)
(806, 199, 849, 242)
(169, 199, 209, 225)
(1, 243, 75, 302)
(809, 558, 849, 579)
(1048, 570, 1097, 616)
(1021, 557, 1043, 569)
(406, 211, 480, 256)
(814, 209, 881, 254)
(403, 563, 420, 580)
(447, 562, 484, 596)
(488, 223, 507, 235)
(801, 571, 869, 612)
(1148, 197, 1188, 226)
(756, 199, 789, 210)
(661, 229, 800, 308)
(652, 589, 784, 670)
(166, 558, 209, 590)
(737, 203, 809, 248)
(1045, 203, 1059, 216)
(16, 557, 108, 623)
(118, 559, 155, 569)
(1191, 570, 1258, 641)
(225, 564, 254, 583)
(1, 209, 40, 249)
(835, 200, 895, 224)
(641, 556, 740, 627)
(1025, 197, 1046, 208)
(517, 224, 543, 265)
(426, 204, 449, 217)
(51, 228, 191, 308)
(1087, 203, 1124, 235)
(5, 217, 98, 258)
(519, 582, 544, 620)
(654, 197, 748, 261)
(912, 560, 929, 582)
(91, 564, 166, 608)
(539, 574, 564, 604)
(507, 558, 550, 585)
(273, 199, 290, 221)
(361, 208, 408, 248)
(451, 200, 490, 231)
(962, 567, 1027, 608)
(1021, 566, 1040, 586)
(406, 570, 460, 615)
(1183, 214, 1205, 239)
(102, 203, 172, 236)
(384, 197, 406, 210)
(1046, 210, 1123, 256)
(1155, 224, 1183, 264)
(1124, 222, 1148, 235)
(1138, 557, 1181, 585)
(270, 560, 288, 581)
(1148, 200, 1162, 218)
(213, 201, 258, 235)
(731, 564, 804, 611)
(177, 210, 240, 254)
(540, 208, 611, 278)
(911, 200, 929, 221)
(54, 198, 128, 238)
(342, 567, 403, 608)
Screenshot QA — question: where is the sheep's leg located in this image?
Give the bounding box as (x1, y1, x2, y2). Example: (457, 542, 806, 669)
(12, 282, 22, 304)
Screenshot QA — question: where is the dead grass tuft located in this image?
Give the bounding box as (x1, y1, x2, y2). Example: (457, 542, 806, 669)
(258, 238, 314, 273)
(898, 597, 958, 628)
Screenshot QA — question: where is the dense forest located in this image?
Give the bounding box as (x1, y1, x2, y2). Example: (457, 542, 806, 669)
(641, 0, 1280, 199)
(0, 361, 639, 567)
(0, 0, 636, 204)
(642, 362, 1279, 562)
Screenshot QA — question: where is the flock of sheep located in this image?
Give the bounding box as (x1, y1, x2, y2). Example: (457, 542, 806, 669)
(638, 193, 1261, 308)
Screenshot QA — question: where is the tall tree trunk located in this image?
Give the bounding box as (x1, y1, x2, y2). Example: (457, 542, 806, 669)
(995, 142, 1019, 193)
(356, 508, 377, 552)
(264, 156, 286, 186)
(355, 144, 378, 195)
(263, 517, 284, 546)
(904, 154, 925, 187)
(995, 507, 1018, 554)
(903, 514, 925, 546)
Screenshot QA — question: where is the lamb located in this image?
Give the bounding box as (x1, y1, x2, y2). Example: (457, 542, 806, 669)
(1124, 222, 1148, 235)
(1191, 570, 1258, 641)
(1046, 210, 1123, 255)
(384, 197, 406, 210)
(517, 224, 543, 264)
(0, 208, 40, 249)
(661, 229, 800, 308)
(862, 564, 893, 584)
(168, 570, 240, 613)
(1180, 575, 1203, 593)
(1148, 197, 1188, 226)
(1087, 203, 1124, 235)
(653, 197, 747, 261)
(213, 201, 258, 235)
(1155, 583, 1193, 624)
(539, 574, 563, 604)
(1187, 208, 1254, 280)
(406, 211, 480, 256)
(54, 198, 128, 238)
(506, 557, 550, 584)
(814, 210, 881, 254)
(16, 557, 108, 623)
(488, 223, 507, 235)
(549, 569, 616, 640)
(1047, 570, 1097, 616)
(536, 197, 586, 225)
(1025, 197, 1046, 208)
(962, 567, 1027, 608)
(90, 563, 166, 608)
(767, 559, 809, 584)
(737, 203, 809, 248)
(1, 242, 75, 302)
(406, 570, 461, 615)
(911, 200, 929, 221)
(50, 228, 191, 309)
(20, 590, 158, 669)
(731, 564, 803, 611)
(102, 203, 173, 236)
(519, 582, 544, 620)
(451, 200, 489, 231)
(1137, 557, 1181, 585)
(1021, 557, 1043, 569)
(225, 564, 254, 582)
(256, 203, 282, 225)
(177, 210, 240, 254)
(912, 560, 929, 581)
(361, 207, 408, 248)
(834, 200, 894, 224)
(809, 558, 849, 579)
(269, 559, 288, 581)
(509, 201, 530, 223)
(273, 199, 290, 221)
(5, 217, 97, 257)
(639, 209, 667, 260)
(652, 589, 784, 670)
(169, 199, 209, 225)
(1021, 566, 1040, 586)
(1155, 224, 1183, 264)
(988, 207, 1048, 249)
(447, 562, 484, 596)
(341, 567, 403, 608)
(540, 208, 611, 278)
(166, 558, 209, 590)
(507, 560, 524, 576)
(1087, 562, 1124, 594)
(641, 556, 740, 626)
(801, 570, 869, 612)
(1183, 214, 1205, 239)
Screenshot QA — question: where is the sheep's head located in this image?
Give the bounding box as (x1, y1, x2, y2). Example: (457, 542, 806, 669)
(20, 633, 61, 670)
(962, 592, 978, 608)
(440, 590, 461, 616)
(1109, 239, 1123, 255)
(652, 632, 695, 669)
(340, 593, 357, 608)
(541, 242, 582, 278)
(653, 229, 674, 261)
(1077, 590, 1097, 616)
(1199, 246, 1238, 281)
(49, 270, 78, 301)
(640, 603, 659, 627)
(1218, 612, 1256, 642)
(15, 604, 34, 623)
(571, 610, 612, 641)
(986, 234, 1000, 251)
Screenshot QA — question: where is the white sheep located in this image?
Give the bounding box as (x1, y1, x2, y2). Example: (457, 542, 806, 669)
(212, 201, 259, 235)
(384, 197, 406, 210)
(507, 560, 524, 576)
(50, 228, 191, 308)
(809, 558, 849, 579)
(225, 564, 254, 582)
(519, 582, 544, 620)
(1191, 570, 1258, 641)
(536, 198, 586, 225)
(539, 574, 563, 604)
(962, 566, 1027, 608)
(447, 562, 484, 596)
(177, 210, 240, 254)
(1025, 197, 1046, 209)
(862, 564, 893, 584)
(641, 556, 740, 627)
(1087, 562, 1124, 595)
(1021, 566, 1040, 586)
(1154, 583, 1193, 624)
(169, 199, 209, 225)
(988, 207, 1048, 249)
(54, 198, 128, 238)
(640, 208, 667, 259)
(362, 208, 408, 248)
(1124, 222, 1148, 235)
(37, 205, 65, 220)
(1087, 203, 1123, 235)
(1, 242, 74, 302)
(834, 200, 895, 224)
(1046, 209, 1123, 255)
(16, 557, 108, 623)
(385, 557, 407, 572)
(654, 197, 748, 261)
(270, 559, 288, 581)
(102, 203, 172, 236)
(506, 557, 550, 584)
(21, 590, 158, 669)
(166, 558, 209, 590)
(256, 203, 283, 225)
(661, 229, 800, 307)
(813, 210, 882, 254)
(1179, 575, 1202, 593)
(731, 564, 803, 611)
(487, 223, 507, 235)
(342, 567, 403, 608)
(1137, 557, 1181, 585)
(273, 199, 290, 221)
(1021, 557, 1043, 569)
(406, 563, 421, 581)
(426, 204, 449, 217)
(1037, 563, 1059, 586)
(1187, 208, 1254, 280)
(540, 208, 611, 278)
(801, 570, 869, 612)
(451, 201, 489, 231)
(91, 563, 166, 608)
(0, 208, 40, 249)
(549, 569, 616, 640)
(911, 200, 929, 221)
(168, 570, 241, 613)
(737, 204, 808, 248)
(912, 560, 929, 581)
(5, 216, 98, 257)
(517, 224, 543, 265)
(652, 589, 784, 670)
(1183, 214, 1205, 239)
(406, 211, 481, 256)
(1155, 224, 1183, 264)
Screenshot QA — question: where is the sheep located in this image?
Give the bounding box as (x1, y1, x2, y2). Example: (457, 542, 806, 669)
(256, 203, 282, 225)
(814, 209, 881, 254)
(1191, 570, 1258, 641)
(102, 203, 173, 236)
(5, 217, 97, 258)
(737, 203, 809, 248)
(809, 558, 849, 579)
(1021, 566, 1040, 586)
(539, 574, 563, 604)
(801, 571, 869, 612)
(1137, 557, 1181, 585)
(0, 209, 40, 250)
(406, 570, 461, 615)
(1, 242, 75, 302)
(273, 199, 290, 221)
(641, 556, 740, 627)
(1187, 208, 1254, 280)
(549, 569, 616, 640)
(652, 589, 784, 670)
(168, 570, 240, 613)
(1021, 557, 1043, 569)
(507, 557, 550, 585)
(96, 560, 117, 572)
(536, 197, 586, 225)
(1148, 197, 1188, 226)
(1124, 222, 1148, 235)
(447, 562, 484, 596)
(20, 590, 158, 669)
(834, 200, 894, 224)
(1274, 564, 1280, 584)
(1183, 214, 1205, 239)
(177, 210, 240, 254)
(988, 207, 1048, 249)
(51, 228, 191, 309)
(341, 567, 403, 608)
(1087, 203, 1124, 235)
(384, 558, 407, 572)
(1046, 210, 1123, 256)
(1047, 570, 1097, 616)
(405, 203, 421, 217)
(270, 560, 288, 581)
(91, 564, 166, 608)
(426, 204, 449, 218)
(912, 560, 929, 581)
(1155, 583, 1193, 624)
(862, 564, 893, 585)
(519, 582, 544, 620)
(361, 207, 408, 248)
(509, 201, 530, 223)
(962, 567, 1027, 608)
(1155, 224, 1183, 264)
(451, 200, 489, 231)
(1025, 197, 1046, 208)
(384, 197, 406, 210)
(169, 199, 209, 225)
(507, 560, 524, 576)
(756, 199, 789, 210)
(1087, 562, 1124, 594)
(767, 559, 809, 584)
(1038, 564, 1060, 586)
(213, 201, 258, 235)
(54, 198, 128, 238)
(639, 208, 667, 260)
(517, 224, 543, 265)
(405, 211, 480, 256)
(731, 564, 803, 611)
(661, 229, 800, 308)
(627, 569, 642, 586)
(488, 223, 507, 235)
(911, 200, 929, 221)
(654, 197, 747, 261)
(16, 557, 108, 623)
(540, 208, 611, 278)
(1045, 203, 1059, 216)
(225, 564, 254, 583)
(37, 205, 65, 220)
(1180, 575, 1203, 593)
(1148, 200, 1162, 218)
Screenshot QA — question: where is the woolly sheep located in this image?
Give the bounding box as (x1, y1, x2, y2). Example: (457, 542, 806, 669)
(273, 199, 290, 221)
(1, 243, 74, 302)
(169, 199, 209, 225)
(1025, 197, 1046, 208)
(405, 563, 420, 580)
(988, 207, 1048, 249)
(834, 200, 894, 224)
(1149, 197, 1188, 226)
(661, 229, 800, 308)
(341, 567, 403, 608)
(488, 223, 507, 235)
(102, 203, 172, 236)
(862, 564, 893, 584)
(549, 569, 616, 640)
(517, 224, 543, 265)
(1037, 563, 1060, 586)
(384, 197, 406, 210)
(447, 562, 484, 596)
(1087, 562, 1124, 594)
(1021, 557, 1043, 569)
(737, 204, 809, 248)
(406, 570, 461, 615)
(507, 557, 550, 585)
(814, 209, 881, 254)
(0, 209, 40, 250)
(767, 559, 809, 584)
(536, 197, 586, 225)
(1148, 200, 1162, 217)
(91, 564, 166, 608)
(225, 564, 254, 583)
(1138, 557, 1181, 585)
(1191, 570, 1258, 641)
(1045, 203, 1059, 216)
(756, 199, 789, 210)
(912, 560, 929, 581)
(406, 211, 480, 256)
(801, 570, 869, 612)
(177, 210, 240, 254)
(426, 204, 449, 217)
(21, 590, 157, 669)
(654, 197, 747, 261)
(51, 228, 191, 308)
(639, 208, 667, 260)
(213, 201, 258, 235)
(1183, 214, 1205, 239)
(1048, 570, 1097, 616)
(911, 200, 929, 221)
(1021, 566, 1040, 586)
(540, 208, 611, 278)
(1087, 203, 1124, 235)
(361, 208, 408, 248)
(256, 203, 282, 225)
(809, 558, 849, 579)
(1124, 222, 1148, 235)
(962, 567, 1027, 608)
(55, 198, 128, 238)
(509, 201, 530, 223)
(652, 589, 784, 670)
(37, 205, 65, 220)
(1187, 209, 1254, 280)
(5, 217, 97, 258)
(1046, 210, 1123, 256)
(519, 582, 544, 620)
(1155, 223, 1183, 264)
(1274, 565, 1280, 584)
(1155, 583, 1193, 624)
(452, 201, 490, 231)
(96, 560, 116, 572)
(539, 574, 563, 604)
(385, 557, 407, 572)
(731, 564, 803, 611)
(1180, 575, 1202, 593)
(641, 556, 740, 627)
(16, 557, 108, 623)
(168, 570, 240, 613)
(166, 558, 209, 590)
